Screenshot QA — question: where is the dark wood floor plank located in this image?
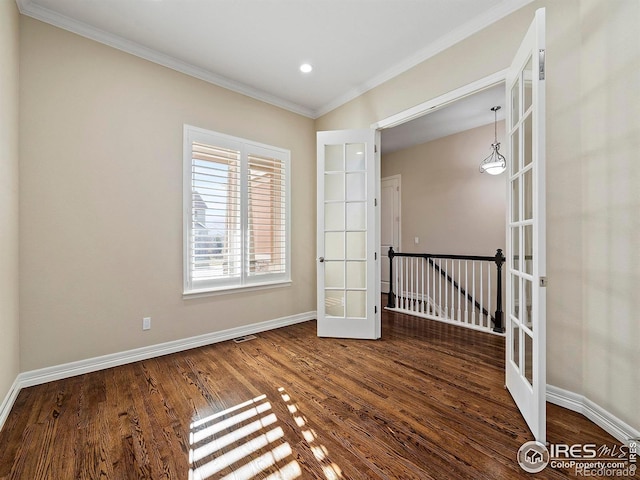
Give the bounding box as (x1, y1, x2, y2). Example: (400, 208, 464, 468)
(1, 305, 636, 480)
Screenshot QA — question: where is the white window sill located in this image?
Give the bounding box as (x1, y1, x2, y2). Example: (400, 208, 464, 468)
(183, 280, 292, 299)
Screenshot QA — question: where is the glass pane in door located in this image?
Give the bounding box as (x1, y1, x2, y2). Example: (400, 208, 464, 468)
(512, 226, 520, 271)
(346, 173, 366, 201)
(511, 274, 520, 318)
(524, 278, 533, 331)
(524, 224, 533, 274)
(346, 231, 366, 259)
(346, 202, 366, 230)
(511, 79, 520, 128)
(324, 261, 344, 289)
(325, 290, 344, 317)
(524, 332, 533, 386)
(523, 56, 533, 112)
(325, 232, 345, 259)
(512, 323, 520, 368)
(325, 145, 343, 171)
(512, 178, 520, 221)
(524, 169, 533, 220)
(325, 203, 344, 230)
(346, 143, 365, 171)
(346, 261, 366, 288)
(325, 173, 344, 201)
(346, 291, 366, 318)
(511, 129, 520, 175)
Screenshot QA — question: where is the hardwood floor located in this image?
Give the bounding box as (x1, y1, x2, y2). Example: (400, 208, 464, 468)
(0, 306, 635, 479)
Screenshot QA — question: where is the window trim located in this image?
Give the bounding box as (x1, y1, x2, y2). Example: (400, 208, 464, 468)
(183, 124, 291, 296)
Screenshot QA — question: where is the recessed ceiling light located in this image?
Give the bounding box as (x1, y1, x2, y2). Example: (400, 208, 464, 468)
(299, 63, 313, 73)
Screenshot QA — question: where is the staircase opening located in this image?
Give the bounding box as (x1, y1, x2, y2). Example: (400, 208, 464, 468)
(379, 80, 507, 335)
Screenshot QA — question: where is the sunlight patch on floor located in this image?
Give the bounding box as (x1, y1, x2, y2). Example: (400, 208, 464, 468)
(188, 388, 344, 479)
(189, 393, 299, 480)
(277, 387, 344, 480)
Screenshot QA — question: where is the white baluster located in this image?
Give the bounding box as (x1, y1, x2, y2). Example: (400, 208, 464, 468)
(420, 257, 425, 314)
(438, 259, 442, 317)
(399, 257, 403, 310)
(426, 257, 431, 314)
(479, 262, 484, 328)
(464, 260, 469, 324)
(487, 262, 492, 330)
(457, 260, 462, 322)
(444, 260, 449, 319)
(471, 261, 476, 325)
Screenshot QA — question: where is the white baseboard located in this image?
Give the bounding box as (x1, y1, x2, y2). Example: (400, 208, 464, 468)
(547, 384, 640, 443)
(0, 376, 21, 431)
(0, 311, 316, 431)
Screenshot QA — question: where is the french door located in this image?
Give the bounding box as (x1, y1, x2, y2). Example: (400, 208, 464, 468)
(316, 130, 380, 339)
(505, 8, 547, 442)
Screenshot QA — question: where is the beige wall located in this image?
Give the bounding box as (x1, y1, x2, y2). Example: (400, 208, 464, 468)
(0, 0, 21, 403)
(318, 0, 639, 431)
(579, 0, 640, 430)
(18, 17, 316, 371)
(382, 122, 506, 256)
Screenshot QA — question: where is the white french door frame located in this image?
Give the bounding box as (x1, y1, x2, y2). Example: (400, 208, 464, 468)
(373, 71, 508, 131)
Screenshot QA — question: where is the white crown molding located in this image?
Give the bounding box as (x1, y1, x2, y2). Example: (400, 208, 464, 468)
(15, 0, 316, 118)
(314, 0, 535, 118)
(0, 310, 315, 431)
(17, 0, 534, 120)
(547, 384, 640, 444)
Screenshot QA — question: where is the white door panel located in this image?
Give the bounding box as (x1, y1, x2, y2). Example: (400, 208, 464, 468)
(505, 8, 546, 443)
(317, 130, 380, 339)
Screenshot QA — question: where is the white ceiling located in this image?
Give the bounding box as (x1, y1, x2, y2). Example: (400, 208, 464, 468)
(17, 0, 532, 119)
(381, 83, 506, 154)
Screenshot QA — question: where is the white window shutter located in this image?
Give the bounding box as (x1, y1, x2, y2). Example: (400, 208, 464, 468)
(184, 126, 290, 294)
(190, 142, 242, 286)
(247, 153, 287, 276)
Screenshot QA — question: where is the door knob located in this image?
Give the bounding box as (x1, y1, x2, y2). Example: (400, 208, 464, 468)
(318, 257, 325, 263)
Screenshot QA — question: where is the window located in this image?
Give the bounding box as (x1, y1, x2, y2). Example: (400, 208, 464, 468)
(184, 125, 290, 295)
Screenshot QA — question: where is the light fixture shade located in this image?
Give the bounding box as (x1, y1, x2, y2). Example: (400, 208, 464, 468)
(480, 106, 506, 175)
(479, 142, 506, 175)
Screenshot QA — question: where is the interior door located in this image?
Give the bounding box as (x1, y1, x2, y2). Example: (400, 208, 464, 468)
(317, 129, 380, 339)
(381, 176, 400, 293)
(505, 8, 547, 442)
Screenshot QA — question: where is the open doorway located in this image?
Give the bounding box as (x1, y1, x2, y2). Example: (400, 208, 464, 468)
(377, 81, 508, 339)
(379, 82, 506, 262)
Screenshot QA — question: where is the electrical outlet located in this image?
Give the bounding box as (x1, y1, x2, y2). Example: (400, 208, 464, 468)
(143, 317, 151, 330)
(414, 236, 420, 245)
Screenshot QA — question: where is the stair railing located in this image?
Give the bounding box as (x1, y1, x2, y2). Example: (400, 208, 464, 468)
(387, 247, 505, 334)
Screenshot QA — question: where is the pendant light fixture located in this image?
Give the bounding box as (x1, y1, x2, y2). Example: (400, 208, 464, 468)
(479, 106, 506, 175)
